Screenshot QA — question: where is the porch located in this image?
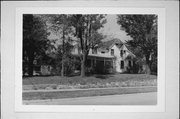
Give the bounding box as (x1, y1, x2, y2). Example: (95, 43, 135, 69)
(86, 55, 115, 74)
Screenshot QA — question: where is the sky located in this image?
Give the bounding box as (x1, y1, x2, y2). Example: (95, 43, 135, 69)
(99, 15, 132, 42)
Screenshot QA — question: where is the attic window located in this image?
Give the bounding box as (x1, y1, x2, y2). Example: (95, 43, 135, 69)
(111, 49, 114, 56)
(92, 48, 97, 54)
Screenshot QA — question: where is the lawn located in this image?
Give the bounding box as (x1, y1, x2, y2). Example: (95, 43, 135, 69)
(23, 74, 157, 90)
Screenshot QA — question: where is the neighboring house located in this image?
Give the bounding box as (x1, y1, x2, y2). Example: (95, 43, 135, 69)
(23, 54, 55, 76)
(72, 39, 136, 74)
(23, 61, 53, 76)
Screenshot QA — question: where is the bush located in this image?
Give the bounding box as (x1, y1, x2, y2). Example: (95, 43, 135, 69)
(126, 64, 139, 74)
(151, 61, 157, 75)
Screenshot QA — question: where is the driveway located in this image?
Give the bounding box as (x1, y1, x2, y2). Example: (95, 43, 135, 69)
(24, 92, 157, 105)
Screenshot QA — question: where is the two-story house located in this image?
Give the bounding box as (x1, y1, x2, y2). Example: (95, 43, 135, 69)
(72, 38, 136, 74)
(27, 38, 136, 76)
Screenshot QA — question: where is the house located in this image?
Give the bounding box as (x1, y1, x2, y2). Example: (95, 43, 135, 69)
(23, 39, 136, 76)
(72, 39, 136, 74)
(23, 53, 56, 76)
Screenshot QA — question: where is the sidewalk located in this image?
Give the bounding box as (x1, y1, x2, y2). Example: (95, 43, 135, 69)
(24, 92, 157, 105)
(23, 86, 157, 101)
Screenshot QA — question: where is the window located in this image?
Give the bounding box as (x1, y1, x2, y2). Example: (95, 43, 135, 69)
(121, 61, 124, 69)
(111, 49, 114, 56)
(120, 50, 123, 57)
(92, 48, 97, 54)
(129, 60, 132, 67)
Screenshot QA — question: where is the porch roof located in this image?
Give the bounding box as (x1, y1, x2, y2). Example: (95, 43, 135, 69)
(72, 54, 115, 59)
(88, 54, 115, 59)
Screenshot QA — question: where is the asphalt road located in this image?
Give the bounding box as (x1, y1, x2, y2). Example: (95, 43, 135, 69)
(24, 92, 157, 105)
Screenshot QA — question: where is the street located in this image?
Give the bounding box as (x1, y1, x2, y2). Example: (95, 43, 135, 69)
(24, 92, 157, 105)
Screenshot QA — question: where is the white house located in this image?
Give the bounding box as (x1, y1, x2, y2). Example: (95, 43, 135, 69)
(72, 39, 136, 74)
(28, 38, 136, 76)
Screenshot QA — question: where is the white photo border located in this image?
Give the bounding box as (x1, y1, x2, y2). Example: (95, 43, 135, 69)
(15, 7, 165, 112)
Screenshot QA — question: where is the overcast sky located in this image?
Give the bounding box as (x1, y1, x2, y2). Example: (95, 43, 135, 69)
(99, 15, 132, 42)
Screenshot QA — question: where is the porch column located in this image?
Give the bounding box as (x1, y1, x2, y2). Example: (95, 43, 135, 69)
(104, 58, 105, 73)
(91, 58, 93, 67)
(104, 58, 105, 67)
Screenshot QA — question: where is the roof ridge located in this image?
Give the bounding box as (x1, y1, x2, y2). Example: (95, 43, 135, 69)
(98, 38, 124, 50)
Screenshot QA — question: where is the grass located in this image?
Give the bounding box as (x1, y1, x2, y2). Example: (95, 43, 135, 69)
(23, 86, 157, 100)
(23, 74, 157, 100)
(23, 74, 157, 90)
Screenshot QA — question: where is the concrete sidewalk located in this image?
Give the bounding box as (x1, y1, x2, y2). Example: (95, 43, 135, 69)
(24, 92, 157, 105)
(23, 86, 157, 101)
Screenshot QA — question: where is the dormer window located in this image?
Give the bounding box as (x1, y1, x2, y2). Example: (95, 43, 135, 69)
(111, 49, 114, 56)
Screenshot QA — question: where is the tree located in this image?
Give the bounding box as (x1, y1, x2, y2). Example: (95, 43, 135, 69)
(47, 14, 74, 77)
(56, 41, 74, 76)
(70, 15, 106, 77)
(23, 14, 50, 76)
(117, 15, 157, 74)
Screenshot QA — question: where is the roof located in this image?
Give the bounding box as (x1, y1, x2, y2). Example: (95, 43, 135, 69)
(98, 38, 124, 50)
(88, 54, 115, 59)
(125, 45, 136, 57)
(99, 39, 136, 58)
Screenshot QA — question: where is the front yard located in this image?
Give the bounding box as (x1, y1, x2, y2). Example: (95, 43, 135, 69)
(23, 74, 157, 90)
(23, 74, 157, 101)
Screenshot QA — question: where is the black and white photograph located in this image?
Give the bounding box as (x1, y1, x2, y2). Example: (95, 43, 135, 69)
(1, 1, 179, 119)
(22, 14, 158, 105)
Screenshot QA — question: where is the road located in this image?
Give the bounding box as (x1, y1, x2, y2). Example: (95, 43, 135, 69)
(24, 92, 157, 105)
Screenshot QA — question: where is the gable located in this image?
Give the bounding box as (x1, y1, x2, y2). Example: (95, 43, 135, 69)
(98, 38, 123, 50)
(122, 44, 136, 57)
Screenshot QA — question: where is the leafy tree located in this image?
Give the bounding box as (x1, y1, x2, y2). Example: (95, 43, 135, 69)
(23, 14, 50, 76)
(117, 15, 157, 74)
(55, 41, 75, 76)
(47, 14, 74, 76)
(70, 15, 106, 77)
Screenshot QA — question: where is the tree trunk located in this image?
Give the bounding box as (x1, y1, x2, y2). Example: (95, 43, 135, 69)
(81, 53, 86, 77)
(61, 29, 65, 77)
(28, 56, 34, 76)
(61, 60, 64, 77)
(145, 55, 151, 74)
(144, 63, 151, 74)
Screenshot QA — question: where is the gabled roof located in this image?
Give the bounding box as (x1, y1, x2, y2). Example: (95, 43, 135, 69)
(99, 39, 136, 57)
(98, 38, 123, 50)
(125, 45, 136, 57)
